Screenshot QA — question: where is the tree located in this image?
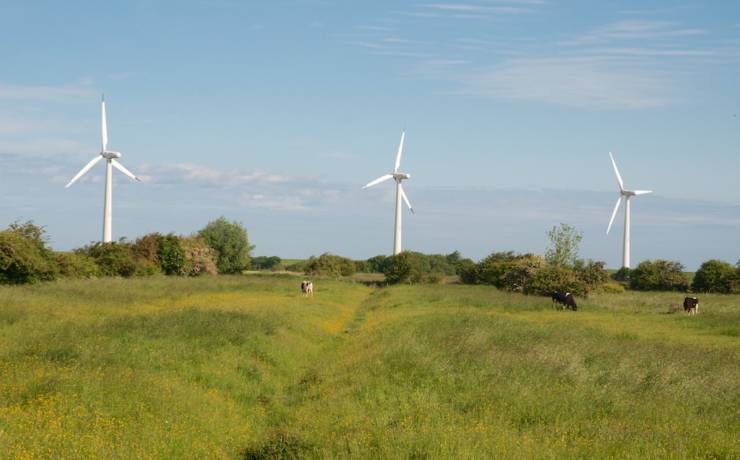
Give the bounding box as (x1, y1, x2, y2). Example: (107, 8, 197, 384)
(545, 223, 582, 268)
(383, 251, 424, 284)
(157, 234, 186, 275)
(304, 253, 355, 277)
(629, 260, 689, 291)
(524, 265, 587, 296)
(692, 259, 737, 293)
(198, 217, 254, 274)
(0, 230, 56, 284)
(75, 242, 140, 277)
(574, 260, 609, 291)
(251, 256, 283, 271)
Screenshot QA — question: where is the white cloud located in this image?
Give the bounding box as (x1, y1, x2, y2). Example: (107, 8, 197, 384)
(461, 57, 676, 109)
(0, 82, 96, 102)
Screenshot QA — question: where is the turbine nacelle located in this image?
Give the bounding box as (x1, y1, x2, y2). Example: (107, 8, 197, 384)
(102, 151, 121, 159)
(393, 172, 410, 181)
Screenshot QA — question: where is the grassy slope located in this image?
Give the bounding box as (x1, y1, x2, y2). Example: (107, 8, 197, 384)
(0, 277, 737, 458)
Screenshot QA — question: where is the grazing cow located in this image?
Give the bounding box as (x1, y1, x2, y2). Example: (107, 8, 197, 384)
(551, 291, 577, 311)
(683, 297, 699, 315)
(301, 281, 314, 297)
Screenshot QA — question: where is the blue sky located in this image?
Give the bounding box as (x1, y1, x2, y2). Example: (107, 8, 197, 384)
(1, 0, 739, 269)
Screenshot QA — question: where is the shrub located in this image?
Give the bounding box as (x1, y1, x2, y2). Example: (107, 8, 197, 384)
(692, 259, 737, 294)
(251, 256, 283, 271)
(157, 234, 186, 275)
(364, 255, 389, 273)
(476, 252, 543, 292)
(54, 252, 99, 278)
(285, 260, 308, 273)
(0, 230, 56, 284)
(76, 242, 148, 277)
(179, 236, 218, 276)
(598, 282, 626, 294)
(575, 260, 609, 291)
(132, 233, 162, 265)
(198, 217, 254, 274)
(458, 259, 479, 284)
(612, 267, 630, 283)
(629, 260, 689, 291)
(305, 253, 355, 277)
(382, 251, 424, 284)
(524, 264, 587, 296)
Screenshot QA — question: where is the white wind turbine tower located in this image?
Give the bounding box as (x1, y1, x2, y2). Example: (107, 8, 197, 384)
(606, 152, 652, 269)
(363, 131, 414, 255)
(66, 95, 141, 243)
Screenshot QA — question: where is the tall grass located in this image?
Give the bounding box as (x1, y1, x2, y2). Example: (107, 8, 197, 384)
(0, 277, 737, 458)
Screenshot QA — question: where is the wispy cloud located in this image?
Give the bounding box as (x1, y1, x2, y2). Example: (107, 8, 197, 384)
(460, 57, 676, 109)
(560, 20, 705, 46)
(0, 82, 96, 102)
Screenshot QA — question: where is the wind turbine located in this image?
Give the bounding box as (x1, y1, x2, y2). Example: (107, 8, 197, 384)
(66, 95, 141, 243)
(606, 152, 652, 268)
(363, 131, 414, 255)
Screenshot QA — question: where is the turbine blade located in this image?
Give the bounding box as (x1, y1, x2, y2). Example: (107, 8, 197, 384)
(609, 152, 624, 192)
(393, 131, 405, 172)
(101, 95, 108, 152)
(399, 183, 414, 213)
(65, 156, 103, 188)
(606, 196, 622, 235)
(111, 159, 140, 182)
(363, 174, 393, 189)
(633, 190, 653, 196)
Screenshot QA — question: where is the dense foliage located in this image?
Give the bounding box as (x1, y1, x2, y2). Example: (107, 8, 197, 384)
(545, 223, 583, 267)
(0, 220, 234, 284)
(304, 253, 356, 277)
(629, 260, 690, 292)
(0, 227, 56, 284)
(251, 256, 283, 271)
(198, 217, 254, 274)
(692, 259, 739, 294)
(460, 251, 610, 296)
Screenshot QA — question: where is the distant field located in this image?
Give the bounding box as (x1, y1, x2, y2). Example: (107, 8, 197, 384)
(0, 276, 737, 458)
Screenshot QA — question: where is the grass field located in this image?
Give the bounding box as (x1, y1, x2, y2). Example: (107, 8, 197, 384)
(0, 275, 738, 458)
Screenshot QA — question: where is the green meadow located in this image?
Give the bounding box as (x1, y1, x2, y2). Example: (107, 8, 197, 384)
(0, 275, 738, 458)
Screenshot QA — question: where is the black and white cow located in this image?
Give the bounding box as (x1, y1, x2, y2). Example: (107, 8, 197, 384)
(683, 296, 699, 315)
(301, 280, 314, 297)
(551, 291, 577, 311)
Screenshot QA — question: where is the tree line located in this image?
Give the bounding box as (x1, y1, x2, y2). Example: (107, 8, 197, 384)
(2, 220, 738, 294)
(0, 218, 253, 284)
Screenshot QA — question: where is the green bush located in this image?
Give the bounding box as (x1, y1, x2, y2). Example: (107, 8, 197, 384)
(157, 234, 186, 276)
(76, 242, 154, 278)
(524, 264, 587, 296)
(612, 267, 630, 283)
(251, 256, 283, 271)
(629, 260, 689, 292)
(598, 282, 626, 294)
(305, 253, 356, 277)
(692, 259, 738, 294)
(198, 217, 254, 274)
(382, 251, 424, 284)
(575, 260, 609, 291)
(54, 252, 99, 278)
(0, 230, 56, 284)
(364, 255, 389, 273)
(458, 259, 478, 284)
(475, 252, 544, 292)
